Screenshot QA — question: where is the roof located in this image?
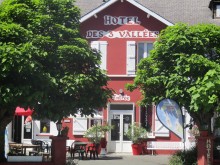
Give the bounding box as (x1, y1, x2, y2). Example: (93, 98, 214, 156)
(74, 0, 220, 25)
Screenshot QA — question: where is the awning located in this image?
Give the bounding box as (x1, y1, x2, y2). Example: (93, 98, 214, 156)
(15, 107, 34, 116)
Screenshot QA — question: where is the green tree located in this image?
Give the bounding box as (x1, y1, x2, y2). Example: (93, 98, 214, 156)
(127, 23, 220, 133)
(0, 0, 112, 161)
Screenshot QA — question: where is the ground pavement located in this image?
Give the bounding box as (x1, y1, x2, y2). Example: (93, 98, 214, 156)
(66, 153, 171, 165)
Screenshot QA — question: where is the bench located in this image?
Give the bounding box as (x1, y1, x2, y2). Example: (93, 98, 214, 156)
(146, 141, 184, 155)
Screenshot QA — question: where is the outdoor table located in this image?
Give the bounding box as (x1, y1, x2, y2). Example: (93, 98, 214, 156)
(9, 143, 40, 155)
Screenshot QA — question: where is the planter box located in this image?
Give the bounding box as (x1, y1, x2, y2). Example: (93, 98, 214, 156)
(7, 156, 43, 162)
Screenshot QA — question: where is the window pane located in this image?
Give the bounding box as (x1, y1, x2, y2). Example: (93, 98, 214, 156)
(110, 104, 133, 110)
(111, 115, 120, 141)
(24, 116, 32, 139)
(90, 119, 102, 127)
(123, 115, 132, 141)
(147, 43, 153, 56)
(217, 5, 220, 17)
(138, 43, 144, 63)
(40, 119, 50, 133)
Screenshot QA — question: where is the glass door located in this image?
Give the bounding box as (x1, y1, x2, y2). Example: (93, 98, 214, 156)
(108, 104, 134, 153)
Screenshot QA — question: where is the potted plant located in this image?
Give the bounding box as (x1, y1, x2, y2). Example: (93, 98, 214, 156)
(84, 123, 113, 143)
(84, 122, 113, 156)
(125, 122, 147, 155)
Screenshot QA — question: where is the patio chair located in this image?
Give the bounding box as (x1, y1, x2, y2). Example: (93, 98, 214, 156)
(86, 143, 99, 159)
(70, 141, 86, 160)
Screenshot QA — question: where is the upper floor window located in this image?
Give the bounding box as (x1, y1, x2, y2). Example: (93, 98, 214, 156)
(90, 41, 108, 71)
(127, 41, 153, 75)
(137, 42, 153, 64)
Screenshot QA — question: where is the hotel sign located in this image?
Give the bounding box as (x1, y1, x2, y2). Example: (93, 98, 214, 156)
(104, 15, 140, 25)
(206, 139, 211, 165)
(86, 15, 159, 39)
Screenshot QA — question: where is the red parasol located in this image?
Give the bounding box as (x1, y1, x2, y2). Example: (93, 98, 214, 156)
(15, 107, 34, 116)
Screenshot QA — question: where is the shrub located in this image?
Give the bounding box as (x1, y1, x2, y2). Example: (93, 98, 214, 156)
(169, 146, 197, 165)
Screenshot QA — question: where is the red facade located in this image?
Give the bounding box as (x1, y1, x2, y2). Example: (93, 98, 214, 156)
(66, 0, 182, 154)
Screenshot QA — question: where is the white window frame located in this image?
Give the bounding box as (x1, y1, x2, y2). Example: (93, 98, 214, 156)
(137, 42, 153, 64)
(126, 41, 153, 76)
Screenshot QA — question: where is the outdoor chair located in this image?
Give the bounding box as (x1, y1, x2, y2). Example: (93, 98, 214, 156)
(70, 141, 86, 160)
(86, 143, 99, 160)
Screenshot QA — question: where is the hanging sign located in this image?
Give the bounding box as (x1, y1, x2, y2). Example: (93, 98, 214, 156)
(156, 98, 183, 139)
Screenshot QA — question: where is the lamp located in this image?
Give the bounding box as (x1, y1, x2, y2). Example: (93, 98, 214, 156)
(119, 89, 124, 95)
(56, 120, 62, 136)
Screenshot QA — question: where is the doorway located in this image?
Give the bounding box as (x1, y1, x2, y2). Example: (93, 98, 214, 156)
(108, 103, 134, 153)
(13, 116, 22, 143)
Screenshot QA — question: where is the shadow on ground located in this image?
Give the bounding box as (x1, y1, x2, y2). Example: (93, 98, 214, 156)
(86, 156, 123, 160)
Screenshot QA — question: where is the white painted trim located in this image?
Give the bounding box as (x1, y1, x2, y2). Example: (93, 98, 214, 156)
(80, 0, 174, 26)
(80, 0, 118, 22)
(126, 0, 173, 26)
(108, 74, 136, 78)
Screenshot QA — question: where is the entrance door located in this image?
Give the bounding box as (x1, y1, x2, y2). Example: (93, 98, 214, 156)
(108, 104, 134, 153)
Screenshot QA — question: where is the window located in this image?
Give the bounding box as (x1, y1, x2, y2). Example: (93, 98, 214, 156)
(40, 119, 50, 133)
(211, 2, 220, 19)
(126, 41, 153, 75)
(141, 105, 169, 138)
(216, 5, 220, 17)
(90, 41, 108, 70)
(23, 116, 33, 139)
(89, 119, 102, 127)
(137, 42, 153, 64)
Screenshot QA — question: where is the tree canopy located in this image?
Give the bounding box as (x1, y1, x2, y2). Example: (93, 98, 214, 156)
(0, 0, 112, 161)
(127, 23, 220, 131)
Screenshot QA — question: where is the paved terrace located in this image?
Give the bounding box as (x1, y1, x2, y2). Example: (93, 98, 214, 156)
(66, 153, 170, 165)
